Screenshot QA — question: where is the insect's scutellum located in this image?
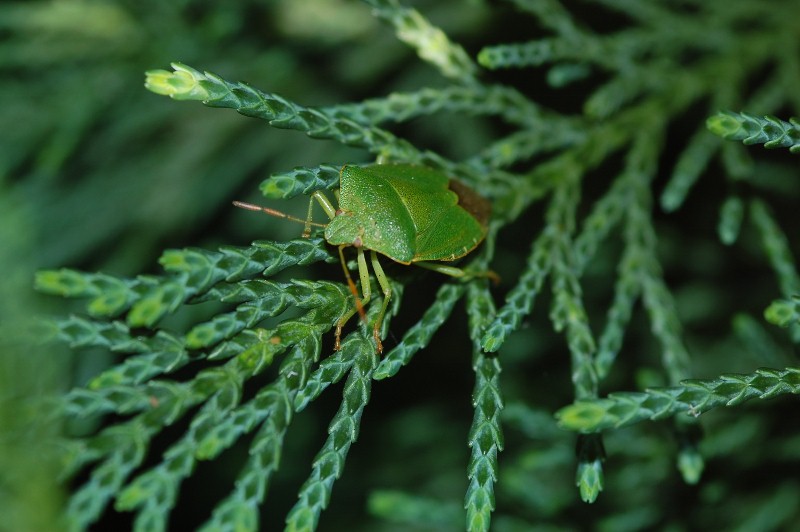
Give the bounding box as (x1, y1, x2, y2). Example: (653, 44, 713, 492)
(236, 164, 494, 354)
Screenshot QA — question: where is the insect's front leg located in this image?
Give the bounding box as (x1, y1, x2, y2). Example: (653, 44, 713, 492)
(303, 191, 338, 237)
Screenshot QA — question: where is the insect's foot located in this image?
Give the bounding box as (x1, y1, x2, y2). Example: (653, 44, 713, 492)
(372, 326, 383, 355)
(463, 269, 501, 285)
(334, 324, 343, 351)
(485, 270, 501, 285)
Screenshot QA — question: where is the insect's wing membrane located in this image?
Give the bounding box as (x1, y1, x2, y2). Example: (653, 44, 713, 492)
(414, 207, 486, 261)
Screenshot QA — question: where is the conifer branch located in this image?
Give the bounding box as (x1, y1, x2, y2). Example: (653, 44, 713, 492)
(285, 333, 378, 531)
(465, 282, 503, 531)
(707, 112, 800, 153)
(26, 0, 800, 529)
(557, 367, 800, 433)
(145, 63, 418, 160)
(362, 0, 478, 83)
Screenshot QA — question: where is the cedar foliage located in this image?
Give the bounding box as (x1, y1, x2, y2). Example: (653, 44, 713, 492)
(4, 0, 800, 530)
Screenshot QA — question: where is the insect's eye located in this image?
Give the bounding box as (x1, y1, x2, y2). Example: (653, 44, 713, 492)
(335, 209, 344, 216)
(353, 236, 363, 248)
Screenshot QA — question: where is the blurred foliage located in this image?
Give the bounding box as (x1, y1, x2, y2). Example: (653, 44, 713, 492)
(4, 0, 800, 530)
(708, 111, 800, 153)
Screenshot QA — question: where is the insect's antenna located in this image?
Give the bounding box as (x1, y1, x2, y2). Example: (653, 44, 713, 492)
(233, 200, 327, 228)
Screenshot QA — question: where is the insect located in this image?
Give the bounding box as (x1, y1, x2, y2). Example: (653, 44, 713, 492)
(234, 163, 493, 354)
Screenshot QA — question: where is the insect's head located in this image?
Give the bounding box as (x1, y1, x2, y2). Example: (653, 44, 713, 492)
(324, 210, 363, 248)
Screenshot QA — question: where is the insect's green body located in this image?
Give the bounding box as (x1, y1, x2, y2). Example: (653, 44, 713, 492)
(325, 164, 488, 264)
(236, 163, 491, 353)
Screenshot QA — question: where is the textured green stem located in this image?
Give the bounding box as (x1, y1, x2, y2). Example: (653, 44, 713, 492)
(285, 333, 378, 531)
(557, 367, 800, 433)
(465, 282, 503, 531)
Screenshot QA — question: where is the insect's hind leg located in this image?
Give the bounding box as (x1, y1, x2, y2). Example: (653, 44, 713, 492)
(333, 248, 390, 354)
(334, 246, 371, 351)
(414, 261, 500, 284)
(369, 250, 391, 355)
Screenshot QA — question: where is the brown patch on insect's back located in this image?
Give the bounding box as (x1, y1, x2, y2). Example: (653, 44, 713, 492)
(448, 179, 491, 229)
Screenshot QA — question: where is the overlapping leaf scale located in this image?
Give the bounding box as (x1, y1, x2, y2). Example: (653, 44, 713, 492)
(186, 280, 349, 350)
(591, 136, 661, 379)
(65, 419, 158, 531)
(618, 131, 692, 384)
(285, 333, 378, 531)
(547, 175, 597, 400)
(467, 122, 585, 170)
(145, 239, 334, 328)
(48, 316, 149, 352)
(707, 111, 800, 152)
(37, 239, 334, 331)
(63, 337, 311, 530)
(198, 337, 320, 531)
(545, 175, 604, 501)
(46, 316, 189, 392)
(478, 28, 659, 74)
(51, 310, 338, 433)
(116, 370, 242, 532)
(362, 0, 477, 83)
(573, 170, 628, 275)
(209, 305, 341, 373)
(183, 64, 417, 159)
(594, 242, 640, 380)
(187, 237, 335, 283)
(557, 367, 800, 433)
(34, 270, 139, 317)
(322, 85, 545, 129)
(481, 153, 612, 353)
(465, 282, 503, 531)
(480, 230, 551, 353)
(259, 164, 341, 199)
(765, 297, 800, 329)
(46, 249, 343, 408)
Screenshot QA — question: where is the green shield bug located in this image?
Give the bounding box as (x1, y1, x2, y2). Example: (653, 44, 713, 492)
(234, 163, 494, 353)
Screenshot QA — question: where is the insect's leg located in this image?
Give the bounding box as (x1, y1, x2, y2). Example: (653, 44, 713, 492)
(303, 191, 338, 237)
(334, 245, 369, 351)
(302, 198, 315, 238)
(369, 250, 391, 355)
(356, 247, 371, 306)
(413, 261, 500, 284)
